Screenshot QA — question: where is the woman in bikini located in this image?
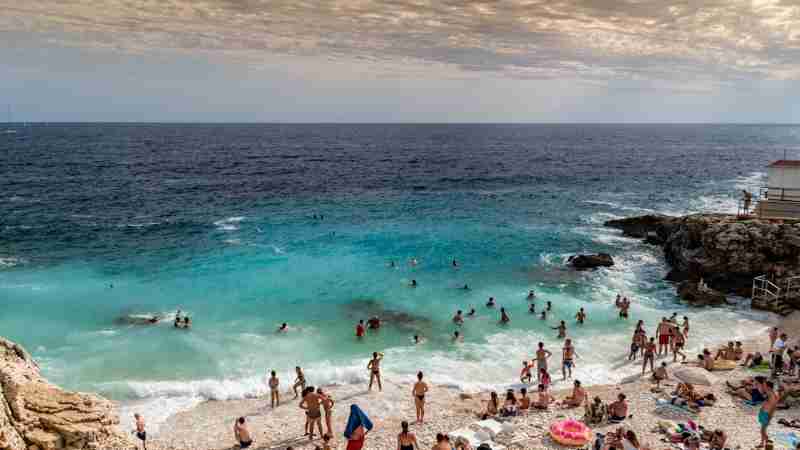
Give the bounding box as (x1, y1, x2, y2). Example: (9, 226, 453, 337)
(481, 391, 499, 419)
(412, 371, 428, 424)
(396, 421, 418, 450)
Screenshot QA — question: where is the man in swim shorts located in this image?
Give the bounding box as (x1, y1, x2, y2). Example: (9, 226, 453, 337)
(562, 339, 575, 379)
(367, 352, 383, 391)
(536, 342, 552, 381)
(300, 387, 324, 439)
(234, 416, 253, 448)
(759, 381, 781, 448)
(642, 337, 656, 375)
(355, 320, 365, 338)
(656, 317, 670, 356)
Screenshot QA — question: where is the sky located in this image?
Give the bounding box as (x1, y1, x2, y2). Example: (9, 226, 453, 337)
(2, 0, 800, 123)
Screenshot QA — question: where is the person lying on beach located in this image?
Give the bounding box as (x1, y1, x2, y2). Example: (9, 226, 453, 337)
(453, 310, 464, 325)
(486, 297, 496, 308)
(519, 388, 531, 410)
(742, 351, 765, 368)
(559, 380, 586, 408)
(608, 393, 629, 423)
(293, 367, 306, 399)
(533, 383, 554, 410)
(553, 321, 567, 339)
(500, 390, 518, 417)
(652, 362, 668, 388)
(480, 391, 499, 419)
(367, 352, 383, 391)
(499, 307, 510, 324)
(234, 417, 253, 449)
(583, 396, 606, 424)
(726, 376, 767, 403)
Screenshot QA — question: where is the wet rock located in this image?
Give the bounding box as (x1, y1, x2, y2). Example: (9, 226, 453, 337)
(568, 253, 614, 270)
(676, 281, 727, 306)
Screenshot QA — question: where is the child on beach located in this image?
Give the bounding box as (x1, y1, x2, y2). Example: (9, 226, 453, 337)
(133, 413, 146, 450)
(759, 381, 781, 448)
(233, 417, 253, 449)
(539, 368, 552, 391)
(520, 361, 533, 384)
(652, 362, 668, 388)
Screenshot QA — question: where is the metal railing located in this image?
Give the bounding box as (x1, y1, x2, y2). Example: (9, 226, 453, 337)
(760, 186, 800, 203)
(753, 275, 782, 305)
(785, 275, 800, 299)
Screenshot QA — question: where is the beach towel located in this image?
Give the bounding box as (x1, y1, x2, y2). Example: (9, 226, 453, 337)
(344, 404, 373, 439)
(771, 431, 799, 450)
(654, 399, 697, 417)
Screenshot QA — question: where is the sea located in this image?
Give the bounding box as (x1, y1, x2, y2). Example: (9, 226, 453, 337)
(2, 124, 799, 431)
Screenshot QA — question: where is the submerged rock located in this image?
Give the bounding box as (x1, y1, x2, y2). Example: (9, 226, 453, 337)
(0, 336, 134, 450)
(568, 253, 614, 269)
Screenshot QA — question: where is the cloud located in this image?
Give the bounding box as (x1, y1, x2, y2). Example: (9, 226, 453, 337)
(1, 0, 799, 82)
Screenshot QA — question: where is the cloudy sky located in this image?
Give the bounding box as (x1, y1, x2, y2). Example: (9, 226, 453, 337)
(2, 0, 800, 122)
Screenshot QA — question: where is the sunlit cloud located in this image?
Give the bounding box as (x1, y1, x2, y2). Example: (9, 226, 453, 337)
(1, 0, 799, 81)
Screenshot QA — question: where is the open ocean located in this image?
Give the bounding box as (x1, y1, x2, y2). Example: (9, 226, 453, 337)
(2, 124, 799, 430)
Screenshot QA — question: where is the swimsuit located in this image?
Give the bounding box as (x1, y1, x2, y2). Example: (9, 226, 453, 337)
(347, 437, 365, 450)
(563, 359, 573, 368)
(758, 409, 771, 427)
(307, 409, 322, 419)
(136, 431, 146, 442)
(751, 389, 767, 404)
(659, 335, 669, 345)
(240, 440, 253, 448)
(416, 394, 425, 401)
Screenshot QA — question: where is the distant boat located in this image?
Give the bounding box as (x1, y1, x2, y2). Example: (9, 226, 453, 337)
(3, 105, 17, 134)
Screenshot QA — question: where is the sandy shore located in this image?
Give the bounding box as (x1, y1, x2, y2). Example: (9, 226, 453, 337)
(141, 312, 798, 450)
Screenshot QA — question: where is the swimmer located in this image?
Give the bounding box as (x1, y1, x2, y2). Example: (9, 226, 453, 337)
(278, 323, 289, 333)
(486, 297, 496, 308)
(410, 279, 417, 287)
(410, 258, 419, 267)
(499, 307, 510, 324)
(389, 261, 396, 268)
(413, 335, 423, 344)
(367, 317, 381, 330)
(109, 283, 114, 289)
(575, 308, 586, 325)
(527, 290, 536, 300)
(452, 259, 458, 267)
(552, 320, 566, 339)
(182, 317, 191, 329)
(355, 320, 366, 338)
(540, 310, 547, 320)
(546, 301, 552, 311)
(462, 284, 471, 290)
(453, 310, 464, 325)
(529, 303, 536, 314)
(173, 315, 182, 328)
(466, 308, 476, 317)
(452, 330, 463, 342)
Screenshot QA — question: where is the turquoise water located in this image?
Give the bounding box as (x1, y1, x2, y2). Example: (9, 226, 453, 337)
(2, 124, 796, 427)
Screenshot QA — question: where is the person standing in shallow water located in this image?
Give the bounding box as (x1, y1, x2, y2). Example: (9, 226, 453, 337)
(552, 320, 566, 338)
(562, 338, 576, 379)
(575, 308, 586, 325)
(268, 370, 280, 408)
(499, 307, 510, 324)
(367, 352, 383, 391)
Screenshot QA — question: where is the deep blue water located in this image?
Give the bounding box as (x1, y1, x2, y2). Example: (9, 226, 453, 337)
(1, 124, 798, 424)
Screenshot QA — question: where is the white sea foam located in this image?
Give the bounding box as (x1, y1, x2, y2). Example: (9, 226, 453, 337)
(214, 216, 245, 231)
(0, 257, 25, 268)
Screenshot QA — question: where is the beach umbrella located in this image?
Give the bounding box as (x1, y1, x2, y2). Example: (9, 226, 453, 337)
(672, 366, 716, 386)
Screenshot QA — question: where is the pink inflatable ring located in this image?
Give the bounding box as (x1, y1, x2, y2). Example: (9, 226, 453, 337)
(549, 419, 592, 447)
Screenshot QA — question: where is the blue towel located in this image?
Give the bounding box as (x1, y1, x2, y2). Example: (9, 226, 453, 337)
(344, 404, 373, 439)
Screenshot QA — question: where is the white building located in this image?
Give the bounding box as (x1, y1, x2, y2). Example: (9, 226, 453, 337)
(756, 160, 800, 218)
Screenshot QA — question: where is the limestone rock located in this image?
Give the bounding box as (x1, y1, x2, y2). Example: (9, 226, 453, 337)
(604, 214, 677, 238)
(677, 281, 727, 306)
(0, 336, 135, 450)
(568, 253, 614, 270)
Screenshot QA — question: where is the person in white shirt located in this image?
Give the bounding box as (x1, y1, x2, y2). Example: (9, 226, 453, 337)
(772, 333, 788, 375)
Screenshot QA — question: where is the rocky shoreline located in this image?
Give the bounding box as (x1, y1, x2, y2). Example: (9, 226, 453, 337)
(0, 337, 134, 450)
(605, 213, 800, 310)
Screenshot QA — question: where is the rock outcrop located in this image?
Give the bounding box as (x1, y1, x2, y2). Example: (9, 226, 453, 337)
(0, 337, 134, 450)
(568, 253, 615, 270)
(676, 281, 728, 306)
(605, 213, 800, 299)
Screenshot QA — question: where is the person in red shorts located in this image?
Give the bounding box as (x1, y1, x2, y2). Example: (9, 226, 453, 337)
(344, 405, 372, 450)
(355, 320, 365, 339)
(656, 317, 671, 356)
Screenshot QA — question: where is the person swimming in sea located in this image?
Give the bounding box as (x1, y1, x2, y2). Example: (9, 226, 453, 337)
(452, 259, 458, 267)
(453, 310, 464, 325)
(413, 335, 423, 344)
(174, 316, 182, 328)
(486, 297, 496, 308)
(466, 308, 476, 317)
(527, 290, 536, 300)
(529, 303, 536, 314)
(540, 310, 547, 320)
(452, 330, 463, 343)
(575, 308, 586, 325)
(500, 307, 510, 324)
(462, 284, 470, 290)
(552, 320, 566, 338)
(410, 279, 417, 288)
(389, 260, 396, 268)
(278, 323, 289, 333)
(367, 317, 381, 330)
(182, 317, 191, 329)
(410, 258, 419, 267)
(546, 301, 552, 311)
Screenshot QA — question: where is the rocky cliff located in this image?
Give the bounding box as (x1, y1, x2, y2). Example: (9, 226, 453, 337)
(605, 213, 800, 300)
(0, 337, 134, 450)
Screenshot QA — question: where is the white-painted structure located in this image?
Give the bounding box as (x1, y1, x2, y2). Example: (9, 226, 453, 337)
(767, 160, 800, 202)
